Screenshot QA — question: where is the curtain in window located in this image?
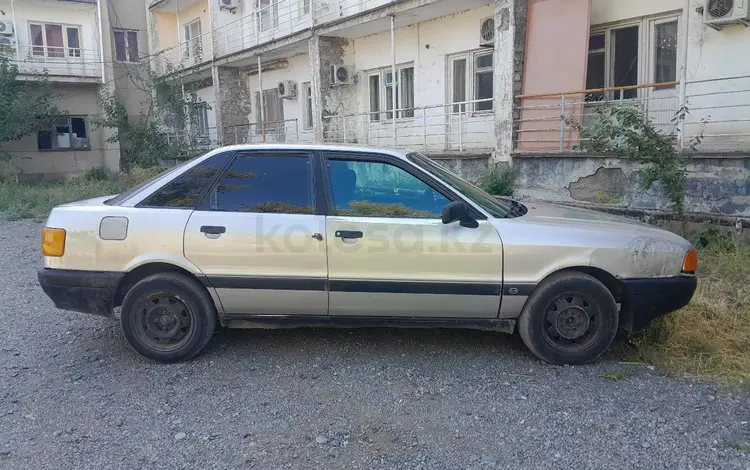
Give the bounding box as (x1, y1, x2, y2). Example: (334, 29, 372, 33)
(45, 24, 64, 58)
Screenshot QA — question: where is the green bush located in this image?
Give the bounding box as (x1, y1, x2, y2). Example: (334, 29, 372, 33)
(481, 167, 516, 197)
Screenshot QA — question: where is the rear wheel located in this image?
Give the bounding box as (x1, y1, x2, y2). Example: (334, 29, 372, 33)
(518, 272, 619, 365)
(120, 273, 216, 363)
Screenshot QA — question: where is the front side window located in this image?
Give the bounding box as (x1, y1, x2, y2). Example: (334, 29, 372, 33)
(139, 152, 233, 208)
(407, 152, 514, 218)
(38, 117, 89, 151)
(328, 158, 450, 219)
(208, 155, 313, 214)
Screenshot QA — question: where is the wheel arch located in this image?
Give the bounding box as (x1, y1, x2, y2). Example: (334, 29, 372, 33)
(538, 265, 624, 303)
(114, 262, 219, 311)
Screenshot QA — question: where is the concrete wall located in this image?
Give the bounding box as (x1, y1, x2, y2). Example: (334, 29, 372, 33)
(513, 154, 750, 216)
(154, 11, 178, 50)
(0, 85, 110, 181)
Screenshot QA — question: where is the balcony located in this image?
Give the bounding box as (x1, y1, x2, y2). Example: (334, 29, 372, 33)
(516, 76, 750, 153)
(153, 31, 214, 75)
(322, 99, 495, 154)
(11, 45, 102, 82)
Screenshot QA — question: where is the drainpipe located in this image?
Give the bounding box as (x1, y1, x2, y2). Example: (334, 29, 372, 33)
(677, 0, 691, 150)
(390, 14, 397, 145)
(96, 0, 107, 82)
(176, 0, 182, 60)
(258, 55, 265, 142)
(10, 0, 20, 60)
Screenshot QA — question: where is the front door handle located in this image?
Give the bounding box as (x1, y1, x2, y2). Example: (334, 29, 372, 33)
(335, 230, 363, 239)
(200, 225, 226, 235)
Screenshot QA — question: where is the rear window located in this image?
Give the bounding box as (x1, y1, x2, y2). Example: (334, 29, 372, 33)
(138, 152, 233, 208)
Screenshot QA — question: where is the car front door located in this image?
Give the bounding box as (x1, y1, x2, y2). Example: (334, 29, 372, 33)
(184, 151, 328, 316)
(323, 152, 504, 318)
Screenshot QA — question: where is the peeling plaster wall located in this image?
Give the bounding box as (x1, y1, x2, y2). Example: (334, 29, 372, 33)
(317, 37, 358, 141)
(215, 66, 253, 143)
(513, 155, 750, 216)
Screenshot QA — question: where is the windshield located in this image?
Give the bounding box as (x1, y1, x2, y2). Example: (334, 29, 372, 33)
(406, 152, 517, 218)
(104, 158, 197, 206)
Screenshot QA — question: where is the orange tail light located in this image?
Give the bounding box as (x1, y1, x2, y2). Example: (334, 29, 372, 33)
(42, 228, 66, 257)
(682, 248, 698, 274)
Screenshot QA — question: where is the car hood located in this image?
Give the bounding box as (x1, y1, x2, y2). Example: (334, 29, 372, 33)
(512, 200, 690, 245)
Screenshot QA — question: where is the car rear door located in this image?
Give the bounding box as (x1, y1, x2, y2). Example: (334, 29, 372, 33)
(322, 152, 504, 318)
(184, 150, 328, 316)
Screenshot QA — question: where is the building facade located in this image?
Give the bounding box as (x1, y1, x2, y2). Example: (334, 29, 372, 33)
(0, 0, 150, 181)
(147, 0, 749, 215)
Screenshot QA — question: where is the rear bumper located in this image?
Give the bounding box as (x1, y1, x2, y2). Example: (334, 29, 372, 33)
(38, 269, 123, 317)
(619, 276, 697, 332)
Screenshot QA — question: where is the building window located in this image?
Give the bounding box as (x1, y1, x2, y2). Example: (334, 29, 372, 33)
(448, 50, 494, 112)
(38, 117, 89, 151)
(258, 0, 280, 32)
(113, 29, 139, 63)
(367, 64, 415, 121)
(299, 0, 311, 16)
(586, 15, 679, 101)
(191, 103, 210, 137)
(255, 88, 285, 134)
(654, 19, 678, 86)
(184, 20, 203, 61)
(302, 82, 313, 130)
(30, 23, 81, 58)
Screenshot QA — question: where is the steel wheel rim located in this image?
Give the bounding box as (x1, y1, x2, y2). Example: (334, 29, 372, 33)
(135, 293, 195, 352)
(540, 291, 600, 352)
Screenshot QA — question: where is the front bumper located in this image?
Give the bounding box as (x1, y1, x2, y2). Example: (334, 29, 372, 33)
(619, 276, 697, 332)
(38, 269, 123, 317)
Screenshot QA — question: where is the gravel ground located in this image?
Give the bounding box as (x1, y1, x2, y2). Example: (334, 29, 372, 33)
(1, 219, 749, 470)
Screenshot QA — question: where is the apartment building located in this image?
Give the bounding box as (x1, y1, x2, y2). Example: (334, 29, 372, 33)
(148, 0, 749, 215)
(0, 0, 149, 180)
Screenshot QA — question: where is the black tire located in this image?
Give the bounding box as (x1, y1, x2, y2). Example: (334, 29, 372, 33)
(518, 272, 618, 365)
(120, 273, 216, 363)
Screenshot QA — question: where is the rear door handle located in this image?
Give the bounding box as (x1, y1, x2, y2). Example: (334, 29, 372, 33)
(200, 225, 226, 235)
(335, 230, 363, 239)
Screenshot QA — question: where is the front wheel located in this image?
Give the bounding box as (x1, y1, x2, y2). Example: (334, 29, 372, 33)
(518, 272, 619, 365)
(120, 273, 217, 363)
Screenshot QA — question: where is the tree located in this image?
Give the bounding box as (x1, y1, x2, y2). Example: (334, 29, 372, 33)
(94, 64, 212, 169)
(0, 47, 63, 163)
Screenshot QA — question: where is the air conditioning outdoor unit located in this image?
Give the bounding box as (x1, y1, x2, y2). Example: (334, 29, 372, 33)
(331, 64, 352, 85)
(0, 37, 16, 47)
(479, 17, 495, 48)
(278, 80, 298, 99)
(219, 0, 239, 12)
(0, 21, 14, 36)
(704, 0, 750, 29)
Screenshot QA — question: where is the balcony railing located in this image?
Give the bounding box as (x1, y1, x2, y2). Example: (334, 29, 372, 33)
(11, 45, 102, 79)
(321, 98, 495, 153)
(516, 75, 750, 152)
(154, 31, 214, 75)
(154, 0, 398, 72)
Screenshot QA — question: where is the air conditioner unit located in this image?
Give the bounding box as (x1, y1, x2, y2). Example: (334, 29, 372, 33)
(331, 64, 352, 85)
(0, 36, 16, 47)
(479, 17, 495, 48)
(0, 21, 14, 36)
(219, 0, 239, 12)
(278, 80, 297, 99)
(704, 0, 750, 29)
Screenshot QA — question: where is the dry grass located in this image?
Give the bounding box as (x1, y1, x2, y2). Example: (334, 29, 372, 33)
(0, 167, 163, 221)
(628, 245, 750, 383)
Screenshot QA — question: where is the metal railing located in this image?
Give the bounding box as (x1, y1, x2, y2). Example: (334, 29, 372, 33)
(156, 0, 398, 71)
(516, 75, 750, 152)
(321, 98, 495, 153)
(154, 30, 214, 75)
(11, 45, 102, 78)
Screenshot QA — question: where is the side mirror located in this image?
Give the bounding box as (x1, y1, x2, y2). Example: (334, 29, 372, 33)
(442, 201, 479, 229)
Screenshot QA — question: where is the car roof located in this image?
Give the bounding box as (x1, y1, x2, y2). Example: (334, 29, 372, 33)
(212, 143, 413, 160)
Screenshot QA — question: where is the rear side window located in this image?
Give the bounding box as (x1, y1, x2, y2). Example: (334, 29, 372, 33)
(139, 152, 232, 208)
(207, 154, 313, 214)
